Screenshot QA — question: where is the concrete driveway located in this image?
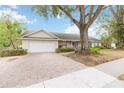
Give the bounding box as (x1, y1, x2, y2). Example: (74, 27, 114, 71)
(0, 53, 86, 88)
(27, 58, 124, 88)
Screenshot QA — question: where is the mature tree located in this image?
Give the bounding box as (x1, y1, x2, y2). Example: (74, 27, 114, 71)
(96, 14, 117, 47)
(0, 27, 10, 49)
(100, 34, 113, 48)
(0, 16, 26, 49)
(109, 5, 124, 48)
(34, 5, 107, 54)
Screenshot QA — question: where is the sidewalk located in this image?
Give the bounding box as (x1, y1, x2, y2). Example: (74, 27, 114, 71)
(95, 58, 124, 77)
(27, 67, 124, 88)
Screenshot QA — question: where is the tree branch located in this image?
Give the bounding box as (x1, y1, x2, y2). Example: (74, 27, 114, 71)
(79, 5, 85, 25)
(85, 5, 107, 22)
(109, 6, 117, 19)
(88, 5, 94, 22)
(58, 6, 79, 26)
(86, 5, 104, 28)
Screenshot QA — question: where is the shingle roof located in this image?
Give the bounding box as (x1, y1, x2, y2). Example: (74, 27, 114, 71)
(50, 32, 80, 40)
(21, 31, 100, 43)
(51, 32, 100, 43)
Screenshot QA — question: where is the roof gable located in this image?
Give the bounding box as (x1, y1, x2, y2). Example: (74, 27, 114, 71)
(22, 30, 58, 39)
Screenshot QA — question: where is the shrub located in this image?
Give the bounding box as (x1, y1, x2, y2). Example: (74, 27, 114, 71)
(117, 45, 124, 49)
(56, 48, 75, 53)
(90, 48, 101, 55)
(0, 49, 27, 57)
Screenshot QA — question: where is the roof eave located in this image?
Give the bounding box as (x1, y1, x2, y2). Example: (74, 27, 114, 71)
(18, 37, 60, 41)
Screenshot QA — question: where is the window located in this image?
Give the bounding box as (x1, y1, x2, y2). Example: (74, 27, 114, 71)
(63, 41, 67, 48)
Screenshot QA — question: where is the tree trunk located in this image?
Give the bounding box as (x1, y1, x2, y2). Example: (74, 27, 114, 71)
(76, 25, 90, 55)
(80, 27, 89, 50)
(9, 32, 16, 49)
(10, 38, 16, 49)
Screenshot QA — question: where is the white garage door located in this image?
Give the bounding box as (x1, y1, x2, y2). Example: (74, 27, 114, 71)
(28, 40, 58, 53)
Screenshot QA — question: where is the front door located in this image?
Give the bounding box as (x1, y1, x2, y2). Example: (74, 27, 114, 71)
(72, 41, 77, 48)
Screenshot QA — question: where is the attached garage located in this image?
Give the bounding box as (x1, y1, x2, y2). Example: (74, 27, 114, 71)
(29, 40, 58, 52)
(22, 40, 58, 53)
(20, 30, 59, 53)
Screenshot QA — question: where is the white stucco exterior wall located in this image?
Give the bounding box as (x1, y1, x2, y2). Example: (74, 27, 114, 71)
(111, 43, 116, 48)
(22, 40, 29, 50)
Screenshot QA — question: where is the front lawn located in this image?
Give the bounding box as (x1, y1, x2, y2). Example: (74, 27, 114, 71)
(64, 49, 124, 66)
(118, 74, 124, 81)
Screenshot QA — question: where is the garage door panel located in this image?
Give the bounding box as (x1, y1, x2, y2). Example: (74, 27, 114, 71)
(28, 40, 57, 53)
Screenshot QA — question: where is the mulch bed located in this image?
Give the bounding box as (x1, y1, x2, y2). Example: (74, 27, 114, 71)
(64, 49, 124, 66)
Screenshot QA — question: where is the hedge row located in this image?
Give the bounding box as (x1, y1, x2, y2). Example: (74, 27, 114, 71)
(56, 48, 75, 53)
(0, 49, 27, 57)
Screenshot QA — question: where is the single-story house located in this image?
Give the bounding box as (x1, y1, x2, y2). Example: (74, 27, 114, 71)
(19, 30, 101, 53)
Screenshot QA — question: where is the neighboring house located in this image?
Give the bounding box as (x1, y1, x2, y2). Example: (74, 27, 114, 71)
(19, 30, 101, 53)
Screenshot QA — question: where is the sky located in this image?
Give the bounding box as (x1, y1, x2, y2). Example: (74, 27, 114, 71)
(0, 5, 111, 38)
